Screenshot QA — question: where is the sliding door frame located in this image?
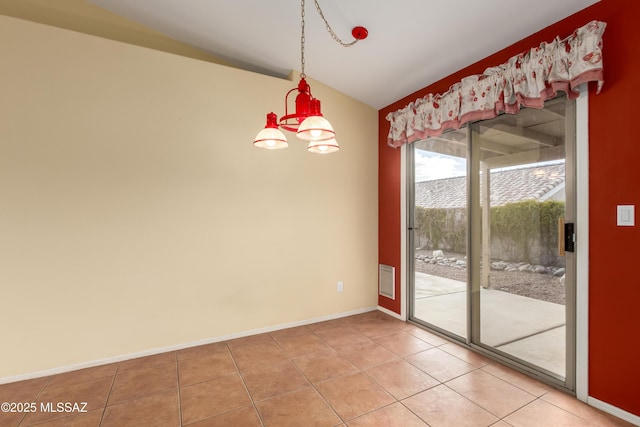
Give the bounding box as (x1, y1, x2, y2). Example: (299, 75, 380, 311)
(404, 87, 589, 397)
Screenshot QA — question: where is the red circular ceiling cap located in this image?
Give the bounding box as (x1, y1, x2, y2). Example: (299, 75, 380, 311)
(352, 26, 368, 40)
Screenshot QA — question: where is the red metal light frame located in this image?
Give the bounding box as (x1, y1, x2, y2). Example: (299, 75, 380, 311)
(278, 78, 324, 132)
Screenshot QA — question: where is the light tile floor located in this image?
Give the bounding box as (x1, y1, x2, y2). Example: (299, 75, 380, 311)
(0, 311, 635, 426)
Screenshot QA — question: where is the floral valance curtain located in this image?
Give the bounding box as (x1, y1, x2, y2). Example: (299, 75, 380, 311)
(386, 20, 606, 148)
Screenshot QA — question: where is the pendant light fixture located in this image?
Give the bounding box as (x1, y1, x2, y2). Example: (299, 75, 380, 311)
(253, 0, 368, 153)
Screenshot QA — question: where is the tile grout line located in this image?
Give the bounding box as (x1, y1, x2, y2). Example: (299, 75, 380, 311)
(228, 342, 266, 427)
(384, 328, 464, 426)
(283, 320, 384, 422)
(403, 350, 568, 425)
(89, 367, 118, 427)
(173, 352, 185, 427)
(538, 394, 615, 426)
(270, 328, 346, 425)
(95, 362, 178, 408)
(397, 399, 434, 426)
(305, 317, 421, 424)
(498, 396, 543, 423)
(17, 376, 52, 427)
(479, 364, 552, 397)
(356, 315, 443, 424)
(358, 318, 502, 425)
(420, 355, 533, 424)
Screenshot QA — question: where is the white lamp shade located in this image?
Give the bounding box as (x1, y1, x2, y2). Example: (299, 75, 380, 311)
(296, 115, 335, 141)
(253, 127, 288, 149)
(308, 138, 340, 154)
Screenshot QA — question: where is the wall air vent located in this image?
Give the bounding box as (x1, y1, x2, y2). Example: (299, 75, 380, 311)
(379, 264, 395, 299)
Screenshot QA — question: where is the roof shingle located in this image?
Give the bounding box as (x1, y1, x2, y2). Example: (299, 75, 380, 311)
(415, 162, 565, 209)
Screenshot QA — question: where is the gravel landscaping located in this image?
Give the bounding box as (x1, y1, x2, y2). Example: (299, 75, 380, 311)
(414, 249, 566, 305)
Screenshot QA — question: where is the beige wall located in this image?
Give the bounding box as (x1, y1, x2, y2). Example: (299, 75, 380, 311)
(0, 16, 378, 379)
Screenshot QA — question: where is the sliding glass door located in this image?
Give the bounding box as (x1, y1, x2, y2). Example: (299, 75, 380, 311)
(409, 95, 576, 388)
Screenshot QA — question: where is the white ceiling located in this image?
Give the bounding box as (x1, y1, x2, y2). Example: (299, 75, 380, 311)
(88, 0, 599, 109)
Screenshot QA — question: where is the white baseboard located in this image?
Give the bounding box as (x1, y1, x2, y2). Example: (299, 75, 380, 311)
(588, 396, 640, 426)
(0, 306, 377, 385)
(378, 305, 405, 320)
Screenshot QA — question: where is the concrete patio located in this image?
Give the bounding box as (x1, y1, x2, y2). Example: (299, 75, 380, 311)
(413, 272, 566, 377)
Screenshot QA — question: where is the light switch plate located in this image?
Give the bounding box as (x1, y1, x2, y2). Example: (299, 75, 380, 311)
(617, 205, 635, 226)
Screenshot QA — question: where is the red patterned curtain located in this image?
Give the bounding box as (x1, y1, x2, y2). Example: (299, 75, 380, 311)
(386, 21, 606, 148)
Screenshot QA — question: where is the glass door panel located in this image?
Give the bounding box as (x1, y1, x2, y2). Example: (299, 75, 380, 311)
(471, 95, 573, 381)
(410, 129, 468, 339)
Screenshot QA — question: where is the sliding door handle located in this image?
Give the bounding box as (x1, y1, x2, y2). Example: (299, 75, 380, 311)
(564, 222, 575, 252)
(558, 219, 575, 254)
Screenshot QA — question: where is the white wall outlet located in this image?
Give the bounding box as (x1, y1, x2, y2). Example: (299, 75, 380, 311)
(337, 281, 344, 292)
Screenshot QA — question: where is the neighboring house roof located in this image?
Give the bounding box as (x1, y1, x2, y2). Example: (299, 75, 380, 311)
(415, 162, 565, 209)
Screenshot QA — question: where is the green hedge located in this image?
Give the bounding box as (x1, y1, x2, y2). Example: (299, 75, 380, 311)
(491, 200, 565, 264)
(415, 200, 565, 264)
(415, 207, 466, 253)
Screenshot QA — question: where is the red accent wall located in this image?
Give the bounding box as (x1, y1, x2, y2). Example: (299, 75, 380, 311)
(377, 108, 401, 313)
(378, 0, 640, 417)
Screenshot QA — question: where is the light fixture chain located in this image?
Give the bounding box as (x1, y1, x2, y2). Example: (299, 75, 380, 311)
(300, 0, 306, 78)
(314, 0, 360, 47)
